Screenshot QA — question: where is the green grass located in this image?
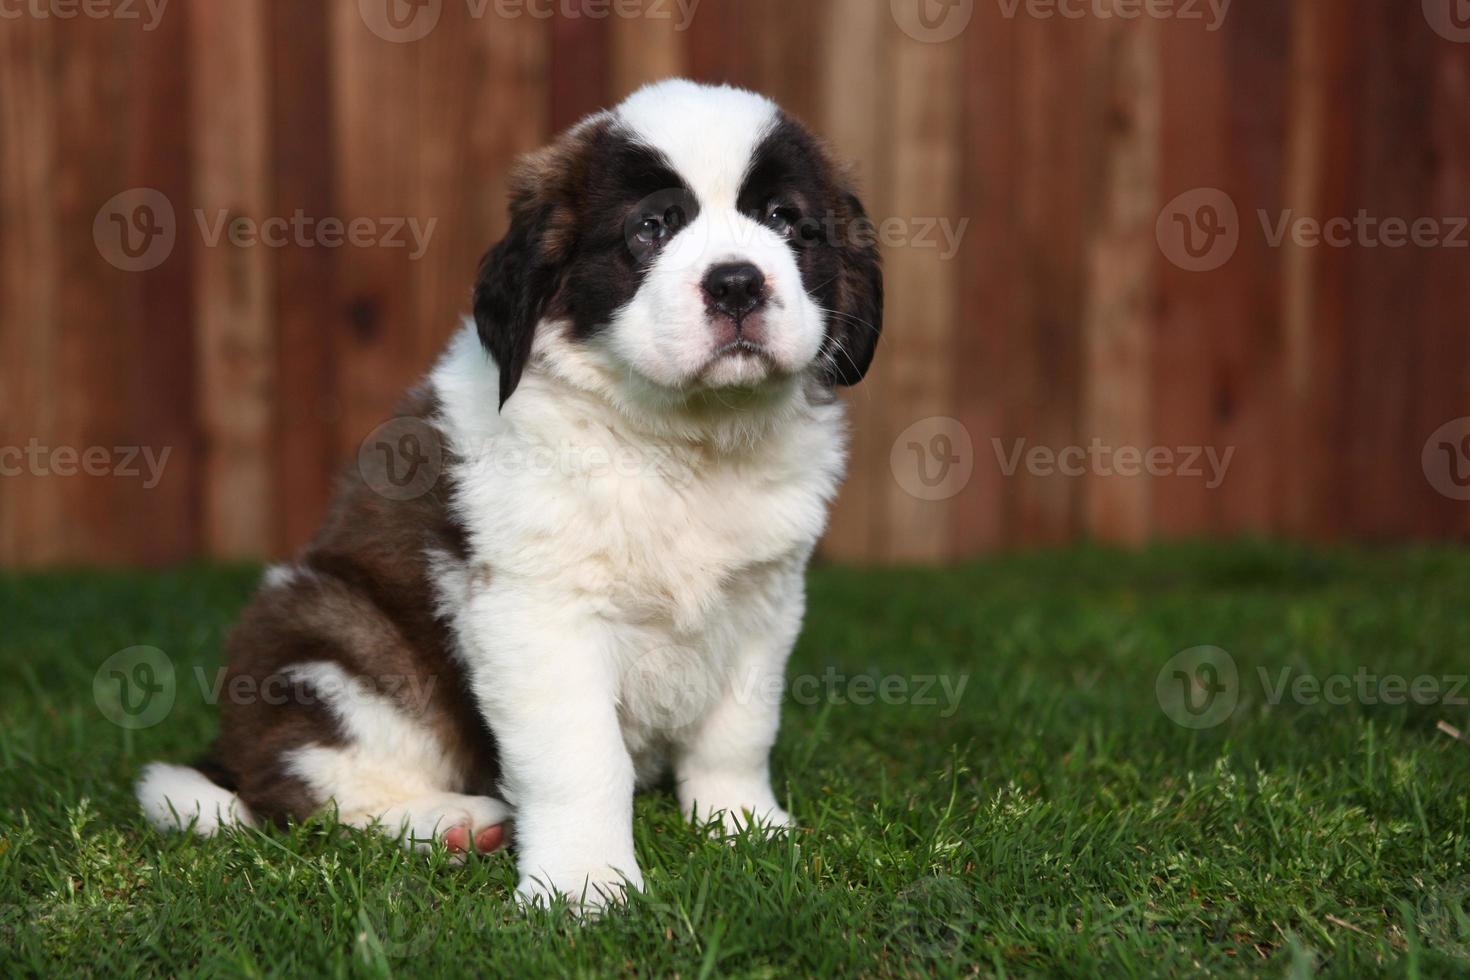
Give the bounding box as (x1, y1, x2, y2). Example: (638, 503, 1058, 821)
(3, 542, 1470, 977)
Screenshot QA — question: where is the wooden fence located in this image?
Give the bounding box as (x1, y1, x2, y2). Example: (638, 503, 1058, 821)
(2, 0, 1468, 567)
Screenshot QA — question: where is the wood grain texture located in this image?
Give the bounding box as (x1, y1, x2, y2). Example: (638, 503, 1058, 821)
(0, 16, 63, 566)
(1010, 15, 1090, 548)
(191, 0, 277, 558)
(1078, 15, 1160, 546)
(817, 0, 893, 563)
(879, 22, 962, 562)
(551, 13, 610, 131)
(1342, 1, 1435, 538)
(270, 0, 340, 555)
(1280, 0, 1359, 539)
(609, 0, 688, 102)
(330, 0, 422, 467)
(1153, 14, 1232, 539)
(3, 1, 1468, 566)
(131, 3, 200, 565)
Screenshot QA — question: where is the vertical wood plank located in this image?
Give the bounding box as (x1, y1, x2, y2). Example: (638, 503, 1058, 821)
(330, 0, 421, 464)
(1153, 15, 1231, 538)
(416, 0, 552, 363)
(1009, 16, 1090, 547)
(55, 18, 152, 564)
(609, 1, 688, 102)
(0, 17, 62, 565)
(1341, 0, 1435, 538)
(818, 0, 892, 563)
(551, 14, 611, 130)
(1280, 0, 1360, 539)
(684, 0, 743, 87)
(1423, 22, 1470, 539)
(1079, 16, 1161, 546)
(130, 2, 201, 565)
(192, 0, 278, 559)
(879, 22, 962, 562)
(270, 0, 340, 556)
(1213, 1, 1289, 536)
(949, 0, 1015, 557)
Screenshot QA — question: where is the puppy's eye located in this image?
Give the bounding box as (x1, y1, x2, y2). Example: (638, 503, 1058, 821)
(633, 206, 686, 248)
(635, 216, 667, 246)
(764, 203, 800, 239)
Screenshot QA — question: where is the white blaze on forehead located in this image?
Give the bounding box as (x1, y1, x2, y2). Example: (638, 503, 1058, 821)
(614, 80, 780, 209)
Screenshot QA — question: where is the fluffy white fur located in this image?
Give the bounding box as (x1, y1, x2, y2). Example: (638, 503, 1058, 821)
(432, 316, 845, 905)
(281, 661, 510, 853)
(137, 763, 256, 836)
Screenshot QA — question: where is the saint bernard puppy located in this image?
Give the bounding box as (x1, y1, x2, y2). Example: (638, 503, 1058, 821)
(137, 79, 883, 909)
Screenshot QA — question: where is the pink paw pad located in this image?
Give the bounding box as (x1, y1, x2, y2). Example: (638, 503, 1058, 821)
(442, 823, 507, 855)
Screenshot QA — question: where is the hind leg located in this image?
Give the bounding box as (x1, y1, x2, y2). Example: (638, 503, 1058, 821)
(341, 791, 510, 857)
(272, 661, 512, 858)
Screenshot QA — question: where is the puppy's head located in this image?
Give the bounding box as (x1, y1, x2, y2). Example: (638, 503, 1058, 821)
(475, 79, 883, 409)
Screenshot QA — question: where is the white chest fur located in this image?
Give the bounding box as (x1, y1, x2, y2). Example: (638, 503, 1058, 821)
(429, 324, 847, 755)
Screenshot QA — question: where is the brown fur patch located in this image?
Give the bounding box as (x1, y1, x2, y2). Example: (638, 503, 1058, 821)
(204, 388, 500, 824)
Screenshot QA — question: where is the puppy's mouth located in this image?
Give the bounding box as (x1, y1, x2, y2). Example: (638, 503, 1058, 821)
(696, 338, 779, 387)
(712, 338, 771, 361)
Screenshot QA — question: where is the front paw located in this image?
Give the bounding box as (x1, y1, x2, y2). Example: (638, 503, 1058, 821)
(516, 862, 645, 913)
(686, 797, 795, 837)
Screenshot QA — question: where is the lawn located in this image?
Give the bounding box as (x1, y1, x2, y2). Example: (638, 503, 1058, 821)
(3, 542, 1470, 977)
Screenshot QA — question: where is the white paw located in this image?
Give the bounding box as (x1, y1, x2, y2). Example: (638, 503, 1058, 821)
(708, 803, 795, 836)
(516, 863, 645, 914)
(351, 793, 512, 859)
(683, 788, 794, 837)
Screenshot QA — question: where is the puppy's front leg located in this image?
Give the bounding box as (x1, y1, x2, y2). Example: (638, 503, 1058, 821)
(466, 600, 641, 909)
(676, 590, 803, 835)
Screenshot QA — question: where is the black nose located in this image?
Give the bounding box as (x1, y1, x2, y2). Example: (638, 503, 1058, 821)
(702, 262, 767, 320)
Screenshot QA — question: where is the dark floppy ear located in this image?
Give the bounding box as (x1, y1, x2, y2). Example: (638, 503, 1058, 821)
(473, 145, 579, 408)
(819, 187, 884, 387)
